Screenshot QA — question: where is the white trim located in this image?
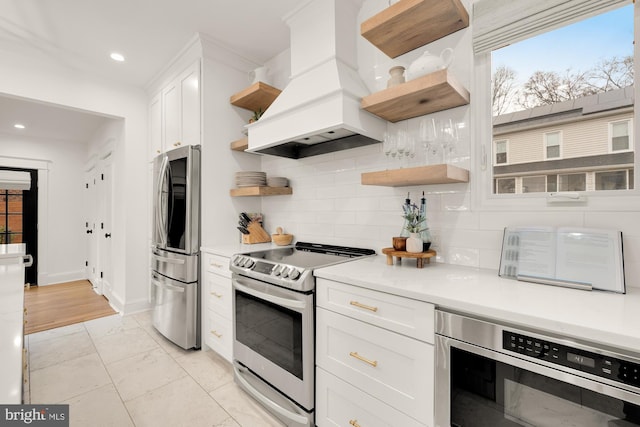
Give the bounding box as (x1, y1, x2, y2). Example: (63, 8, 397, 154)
(473, 0, 629, 54)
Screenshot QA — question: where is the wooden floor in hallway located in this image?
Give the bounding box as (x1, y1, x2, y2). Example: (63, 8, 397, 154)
(24, 280, 116, 335)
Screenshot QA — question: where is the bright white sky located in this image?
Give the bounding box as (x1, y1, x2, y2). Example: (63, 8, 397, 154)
(492, 4, 634, 87)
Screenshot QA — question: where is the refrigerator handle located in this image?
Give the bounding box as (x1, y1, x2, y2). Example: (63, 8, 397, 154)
(152, 254, 186, 265)
(151, 277, 185, 293)
(155, 155, 169, 247)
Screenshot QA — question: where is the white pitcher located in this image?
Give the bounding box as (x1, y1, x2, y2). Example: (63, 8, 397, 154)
(406, 48, 454, 80)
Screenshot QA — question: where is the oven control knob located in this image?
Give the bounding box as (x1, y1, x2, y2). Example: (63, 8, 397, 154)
(281, 267, 290, 278)
(244, 258, 255, 269)
(288, 269, 301, 280)
(273, 265, 282, 276)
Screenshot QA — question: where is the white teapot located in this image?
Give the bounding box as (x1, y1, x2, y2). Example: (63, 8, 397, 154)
(406, 48, 454, 80)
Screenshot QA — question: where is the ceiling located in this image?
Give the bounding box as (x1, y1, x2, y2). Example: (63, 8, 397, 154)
(0, 0, 300, 143)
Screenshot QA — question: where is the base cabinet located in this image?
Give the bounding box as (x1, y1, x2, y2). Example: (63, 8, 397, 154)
(201, 252, 232, 362)
(316, 368, 424, 427)
(315, 278, 434, 427)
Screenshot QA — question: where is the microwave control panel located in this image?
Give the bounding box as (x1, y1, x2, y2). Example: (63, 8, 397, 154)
(503, 330, 640, 390)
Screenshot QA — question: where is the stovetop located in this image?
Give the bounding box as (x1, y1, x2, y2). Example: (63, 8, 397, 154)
(230, 242, 375, 292)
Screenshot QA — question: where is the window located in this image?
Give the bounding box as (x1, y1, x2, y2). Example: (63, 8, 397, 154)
(595, 169, 632, 190)
(495, 178, 515, 194)
(0, 189, 23, 244)
(522, 176, 546, 193)
(544, 132, 561, 159)
(480, 0, 635, 195)
(611, 120, 631, 152)
(558, 173, 586, 191)
(495, 140, 507, 164)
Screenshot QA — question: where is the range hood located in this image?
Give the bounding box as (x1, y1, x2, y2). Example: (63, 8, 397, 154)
(247, 0, 386, 159)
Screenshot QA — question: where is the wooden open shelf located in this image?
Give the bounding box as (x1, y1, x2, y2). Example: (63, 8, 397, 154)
(230, 137, 248, 152)
(361, 0, 469, 58)
(361, 164, 469, 187)
(361, 69, 469, 122)
(230, 186, 293, 197)
(230, 82, 281, 112)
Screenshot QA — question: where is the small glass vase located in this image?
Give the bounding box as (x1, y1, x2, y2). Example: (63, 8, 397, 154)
(406, 233, 423, 253)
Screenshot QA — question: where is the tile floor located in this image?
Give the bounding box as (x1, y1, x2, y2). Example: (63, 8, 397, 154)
(25, 311, 285, 427)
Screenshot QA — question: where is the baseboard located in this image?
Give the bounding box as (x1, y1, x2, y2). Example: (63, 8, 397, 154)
(39, 270, 85, 286)
(122, 297, 152, 315)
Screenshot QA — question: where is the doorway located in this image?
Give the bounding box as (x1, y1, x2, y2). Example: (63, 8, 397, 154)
(0, 167, 38, 284)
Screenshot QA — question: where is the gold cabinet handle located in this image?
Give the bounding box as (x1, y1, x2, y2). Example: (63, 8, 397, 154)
(156, 149, 161, 153)
(349, 301, 378, 312)
(210, 330, 222, 338)
(210, 292, 222, 298)
(349, 420, 361, 427)
(349, 351, 377, 367)
(174, 142, 182, 147)
(210, 262, 223, 268)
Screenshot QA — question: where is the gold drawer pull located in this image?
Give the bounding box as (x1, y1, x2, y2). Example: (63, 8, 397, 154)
(210, 262, 223, 268)
(210, 330, 222, 338)
(349, 420, 361, 427)
(349, 351, 377, 367)
(349, 301, 378, 312)
(210, 292, 223, 298)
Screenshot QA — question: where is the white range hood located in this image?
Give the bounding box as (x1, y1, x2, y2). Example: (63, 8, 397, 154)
(247, 0, 386, 159)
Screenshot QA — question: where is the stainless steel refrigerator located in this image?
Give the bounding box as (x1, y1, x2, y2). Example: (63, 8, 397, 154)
(151, 145, 201, 349)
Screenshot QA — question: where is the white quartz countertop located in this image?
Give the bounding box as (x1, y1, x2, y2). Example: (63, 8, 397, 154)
(314, 255, 640, 356)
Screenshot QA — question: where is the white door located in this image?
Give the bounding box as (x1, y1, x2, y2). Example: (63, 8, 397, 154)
(85, 169, 99, 288)
(96, 158, 113, 298)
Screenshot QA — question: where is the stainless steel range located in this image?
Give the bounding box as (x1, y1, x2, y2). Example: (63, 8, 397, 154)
(230, 242, 375, 427)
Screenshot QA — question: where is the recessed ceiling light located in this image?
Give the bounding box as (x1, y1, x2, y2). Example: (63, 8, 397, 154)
(14, 123, 25, 129)
(110, 52, 125, 62)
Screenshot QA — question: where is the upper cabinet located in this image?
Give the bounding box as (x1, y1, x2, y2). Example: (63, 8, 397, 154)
(361, 0, 469, 58)
(149, 60, 201, 160)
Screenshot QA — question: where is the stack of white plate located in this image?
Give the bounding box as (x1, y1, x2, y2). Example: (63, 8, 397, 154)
(267, 177, 289, 187)
(235, 171, 266, 187)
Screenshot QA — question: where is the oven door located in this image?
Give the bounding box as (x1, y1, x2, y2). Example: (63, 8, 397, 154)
(435, 335, 640, 427)
(232, 274, 314, 412)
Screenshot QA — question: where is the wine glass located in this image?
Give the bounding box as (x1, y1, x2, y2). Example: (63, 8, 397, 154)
(441, 119, 459, 163)
(419, 118, 438, 164)
(396, 129, 407, 167)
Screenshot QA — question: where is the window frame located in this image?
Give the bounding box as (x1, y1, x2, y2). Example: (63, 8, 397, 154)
(543, 131, 562, 160)
(472, 0, 640, 211)
(494, 139, 508, 165)
(609, 119, 634, 153)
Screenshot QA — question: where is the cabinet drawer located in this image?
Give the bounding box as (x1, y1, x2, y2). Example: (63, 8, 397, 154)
(316, 308, 434, 425)
(205, 310, 232, 362)
(204, 272, 232, 319)
(202, 252, 231, 278)
(316, 368, 426, 427)
(316, 278, 434, 343)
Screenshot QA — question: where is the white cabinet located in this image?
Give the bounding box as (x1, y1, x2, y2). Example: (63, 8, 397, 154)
(315, 278, 435, 427)
(149, 60, 201, 160)
(201, 251, 233, 362)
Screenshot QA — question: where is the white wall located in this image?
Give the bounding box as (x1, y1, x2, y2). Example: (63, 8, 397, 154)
(256, 0, 640, 289)
(0, 49, 149, 312)
(0, 133, 86, 284)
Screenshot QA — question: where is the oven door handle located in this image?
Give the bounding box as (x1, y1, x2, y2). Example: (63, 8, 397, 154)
(233, 280, 306, 311)
(233, 362, 311, 426)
